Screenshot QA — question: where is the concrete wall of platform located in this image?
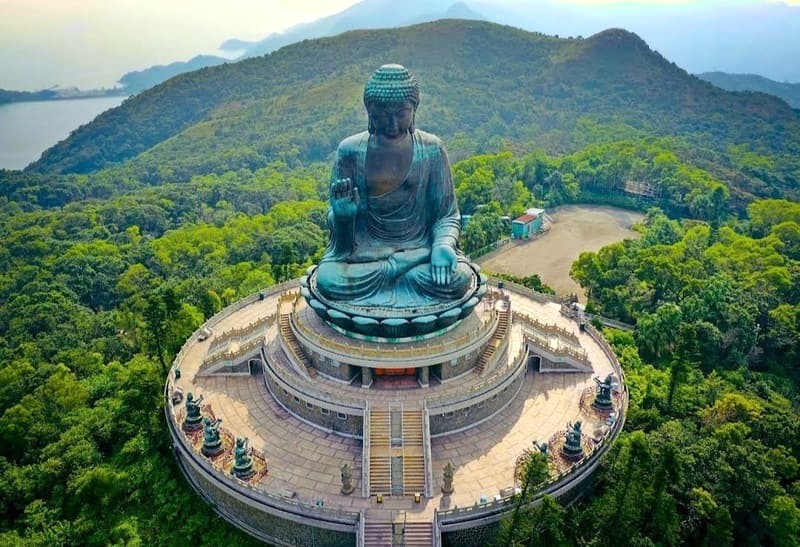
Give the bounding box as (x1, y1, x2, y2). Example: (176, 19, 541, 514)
(310, 353, 357, 382)
(432, 346, 484, 381)
(177, 452, 357, 546)
(264, 373, 364, 437)
(429, 363, 525, 435)
(442, 521, 500, 547)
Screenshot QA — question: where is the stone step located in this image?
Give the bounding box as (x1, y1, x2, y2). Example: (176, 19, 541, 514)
(363, 523, 393, 546)
(401, 409, 427, 496)
(362, 523, 433, 547)
(369, 408, 393, 496)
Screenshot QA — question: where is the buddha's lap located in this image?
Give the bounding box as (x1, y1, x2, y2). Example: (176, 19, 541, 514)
(315, 258, 473, 301)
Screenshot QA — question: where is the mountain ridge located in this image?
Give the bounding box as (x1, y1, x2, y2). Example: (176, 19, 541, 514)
(698, 71, 800, 109)
(26, 19, 800, 202)
(117, 55, 229, 94)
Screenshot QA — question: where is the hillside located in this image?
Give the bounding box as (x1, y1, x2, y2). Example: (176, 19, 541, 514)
(27, 20, 800, 202)
(698, 71, 800, 109)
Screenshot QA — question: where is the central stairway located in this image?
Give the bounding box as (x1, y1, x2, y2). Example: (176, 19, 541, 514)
(362, 519, 433, 546)
(367, 407, 428, 496)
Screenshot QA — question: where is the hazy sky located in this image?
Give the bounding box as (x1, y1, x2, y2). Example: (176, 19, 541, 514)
(0, 0, 797, 90)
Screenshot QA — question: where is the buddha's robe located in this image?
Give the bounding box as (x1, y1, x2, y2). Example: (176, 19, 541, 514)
(315, 129, 473, 308)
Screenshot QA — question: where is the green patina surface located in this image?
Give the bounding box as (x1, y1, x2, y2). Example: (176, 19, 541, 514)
(302, 65, 486, 339)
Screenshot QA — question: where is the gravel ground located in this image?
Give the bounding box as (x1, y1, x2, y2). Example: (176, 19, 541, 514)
(477, 205, 643, 301)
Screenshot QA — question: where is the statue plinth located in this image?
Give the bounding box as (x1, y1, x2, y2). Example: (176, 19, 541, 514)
(233, 461, 255, 480)
(182, 415, 204, 432)
(302, 265, 488, 340)
(591, 397, 614, 412)
(201, 440, 224, 458)
(560, 443, 585, 462)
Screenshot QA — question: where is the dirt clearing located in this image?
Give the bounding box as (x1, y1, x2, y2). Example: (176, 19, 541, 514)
(477, 205, 643, 301)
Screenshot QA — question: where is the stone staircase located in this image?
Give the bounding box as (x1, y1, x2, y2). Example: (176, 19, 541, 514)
(403, 522, 434, 546)
(368, 408, 428, 497)
(401, 410, 426, 495)
(363, 521, 393, 546)
(278, 313, 316, 377)
(474, 307, 510, 374)
(362, 519, 433, 546)
(369, 408, 392, 495)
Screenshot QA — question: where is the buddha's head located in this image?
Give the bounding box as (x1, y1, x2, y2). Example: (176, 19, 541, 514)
(364, 64, 419, 138)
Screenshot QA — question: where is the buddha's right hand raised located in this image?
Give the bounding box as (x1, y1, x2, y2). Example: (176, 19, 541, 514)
(331, 178, 360, 219)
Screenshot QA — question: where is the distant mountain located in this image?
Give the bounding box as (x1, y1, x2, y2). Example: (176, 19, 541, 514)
(236, 0, 481, 58)
(0, 87, 122, 104)
(117, 55, 228, 94)
(406, 2, 485, 25)
(27, 19, 800, 205)
(0, 88, 59, 104)
(219, 39, 257, 52)
(697, 72, 800, 109)
(472, 0, 800, 83)
(229, 0, 800, 82)
(109, 0, 799, 97)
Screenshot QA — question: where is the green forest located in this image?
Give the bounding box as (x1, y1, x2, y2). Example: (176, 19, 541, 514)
(1, 18, 799, 546)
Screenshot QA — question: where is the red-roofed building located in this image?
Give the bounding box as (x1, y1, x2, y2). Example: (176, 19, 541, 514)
(512, 208, 544, 239)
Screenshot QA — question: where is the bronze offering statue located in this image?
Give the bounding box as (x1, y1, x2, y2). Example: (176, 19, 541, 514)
(561, 421, 584, 461)
(592, 373, 614, 411)
(232, 437, 255, 479)
(201, 417, 224, 457)
(182, 392, 204, 431)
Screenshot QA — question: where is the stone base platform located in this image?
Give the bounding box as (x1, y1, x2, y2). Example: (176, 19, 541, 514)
(165, 279, 627, 546)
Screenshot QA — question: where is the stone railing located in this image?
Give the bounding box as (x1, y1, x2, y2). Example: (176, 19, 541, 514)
(261, 344, 365, 413)
(291, 304, 498, 365)
(278, 315, 314, 378)
(209, 314, 275, 353)
(357, 509, 366, 547)
(560, 304, 635, 332)
(515, 312, 580, 345)
(203, 280, 299, 332)
(164, 392, 361, 531)
(523, 332, 589, 365)
(362, 401, 371, 498)
(172, 280, 300, 373)
(199, 336, 265, 374)
(433, 511, 443, 547)
(488, 277, 562, 305)
(584, 313, 634, 332)
(423, 403, 434, 498)
(480, 318, 512, 373)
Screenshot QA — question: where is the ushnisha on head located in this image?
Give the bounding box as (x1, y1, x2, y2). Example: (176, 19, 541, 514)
(364, 64, 420, 135)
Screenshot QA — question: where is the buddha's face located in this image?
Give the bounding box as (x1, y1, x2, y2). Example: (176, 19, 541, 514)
(368, 100, 415, 139)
